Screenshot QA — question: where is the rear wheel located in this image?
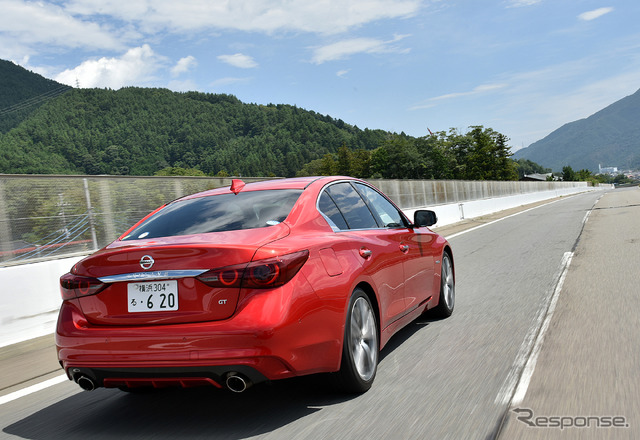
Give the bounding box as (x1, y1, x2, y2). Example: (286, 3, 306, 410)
(336, 288, 379, 393)
(431, 252, 455, 318)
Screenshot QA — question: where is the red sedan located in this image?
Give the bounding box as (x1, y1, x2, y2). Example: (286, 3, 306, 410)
(56, 176, 454, 393)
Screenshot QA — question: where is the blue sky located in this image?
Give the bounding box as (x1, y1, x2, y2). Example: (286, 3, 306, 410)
(1, 0, 639, 150)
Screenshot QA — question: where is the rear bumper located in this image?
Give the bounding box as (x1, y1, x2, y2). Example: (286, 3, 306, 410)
(56, 280, 345, 388)
(64, 364, 270, 390)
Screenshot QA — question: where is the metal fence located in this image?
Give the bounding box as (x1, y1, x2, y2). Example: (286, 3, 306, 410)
(0, 175, 587, 267)
(0, 175, 270, 266)
(368, 178, 587, 209)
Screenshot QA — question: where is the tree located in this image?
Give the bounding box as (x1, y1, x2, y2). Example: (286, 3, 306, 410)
(562, 166, 576, 181)
(349, 149, 371, 178)
(296, 158, 324, 176)
(374, 137, 424, 179)
(576, 169, 593, 181)
(494, 133, 518, 181)
(514, 158, 551, 179)
(155, 167, 206, 176)
(319, 154, 337, 175)
(336, 144, 351, 176)
(369, 147, 389, 179)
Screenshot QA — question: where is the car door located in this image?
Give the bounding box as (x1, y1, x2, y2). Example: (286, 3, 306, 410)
(352, 183, 437, 312)
(318, 182, 408, 325)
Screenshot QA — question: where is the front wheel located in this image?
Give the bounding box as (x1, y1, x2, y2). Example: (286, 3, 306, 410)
(431, 252, 455, 318)
(336, 289, 379, 393)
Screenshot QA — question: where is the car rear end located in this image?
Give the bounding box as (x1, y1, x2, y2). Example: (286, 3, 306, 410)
(56, 180, 342, 392)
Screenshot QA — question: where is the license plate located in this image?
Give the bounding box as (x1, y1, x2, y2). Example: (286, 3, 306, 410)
(127, 280, 179, 312)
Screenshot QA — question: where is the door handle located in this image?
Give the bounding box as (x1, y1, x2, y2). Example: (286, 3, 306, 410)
(399, 244, 409, 253)
(359, 248, 372, 259)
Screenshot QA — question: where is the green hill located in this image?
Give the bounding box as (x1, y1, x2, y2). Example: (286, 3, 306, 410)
(514, 88, 640, 172)
(0, 60, 71, 133)
(0, 85, 391, 177)
(0, 58, 524, 181)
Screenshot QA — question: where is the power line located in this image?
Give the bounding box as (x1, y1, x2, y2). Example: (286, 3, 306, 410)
(0, 85, 71, 116)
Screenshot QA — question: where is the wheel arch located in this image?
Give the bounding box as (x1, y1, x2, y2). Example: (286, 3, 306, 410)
(443, 245, 454, 281)
(353, 281, 381, 345)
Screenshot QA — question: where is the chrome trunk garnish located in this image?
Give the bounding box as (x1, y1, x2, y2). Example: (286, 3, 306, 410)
(98, 270, 208, 283)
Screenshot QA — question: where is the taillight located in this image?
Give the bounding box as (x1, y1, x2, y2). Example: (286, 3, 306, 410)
(197, 250, 309, 289)
(60, 273, 107, 300)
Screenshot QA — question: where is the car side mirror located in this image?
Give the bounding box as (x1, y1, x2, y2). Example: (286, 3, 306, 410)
(414, 210, 437, 227)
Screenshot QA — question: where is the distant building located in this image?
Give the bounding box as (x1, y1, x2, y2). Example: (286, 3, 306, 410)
(598, 164, 619, 175)
(521, 173, 554, 181)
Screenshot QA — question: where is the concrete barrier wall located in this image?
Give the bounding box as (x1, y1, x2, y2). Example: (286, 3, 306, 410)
(403, 185, 597, 226)
(0, 255, 84, 346)
(0, 179, 604, 346)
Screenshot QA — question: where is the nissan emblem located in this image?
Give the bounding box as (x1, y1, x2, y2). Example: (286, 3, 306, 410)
(140, 255, 154, 270)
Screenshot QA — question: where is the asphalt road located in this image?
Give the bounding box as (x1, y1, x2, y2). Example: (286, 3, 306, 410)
(1, 188, 636, 439)
(499, 187, 639, 439)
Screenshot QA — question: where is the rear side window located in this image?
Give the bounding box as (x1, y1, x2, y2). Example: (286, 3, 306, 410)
(320, 182, 378, 230)
(318, 192, 349, 230)
(121, 189, 302, 240)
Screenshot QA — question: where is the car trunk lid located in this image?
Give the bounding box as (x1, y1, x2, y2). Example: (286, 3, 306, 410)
(72, 226, 288, 326)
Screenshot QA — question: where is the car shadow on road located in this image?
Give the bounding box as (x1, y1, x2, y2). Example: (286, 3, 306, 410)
(3, 318, 439, 439)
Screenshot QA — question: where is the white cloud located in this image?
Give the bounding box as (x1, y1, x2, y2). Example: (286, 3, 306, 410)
(337, 69, 350, 77)
(171, 55, 197, 76)
(0, 0, 123, 51)
(410, 83, 508, 109)
(311, 35, 410, 64)
(2, 0, 422, 69)
(55, 45, 164, 89)
(63, 0, 421, 35)
(578, 7, 614, 21)
(0, 37, 32, 63)
(217, 53, 258, 69)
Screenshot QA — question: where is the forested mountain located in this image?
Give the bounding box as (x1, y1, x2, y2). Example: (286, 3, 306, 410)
(0, 58, 525, 180)
(514, 88, 640, 172)
(0, 60, 71, 133)
(0, 87, 391, 176)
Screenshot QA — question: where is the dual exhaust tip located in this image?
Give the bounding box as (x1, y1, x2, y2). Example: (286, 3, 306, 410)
(74, 372, 252, 393)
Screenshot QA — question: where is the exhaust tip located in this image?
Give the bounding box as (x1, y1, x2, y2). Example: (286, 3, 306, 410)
(225, 372, 251, 393)
(76, 375, 96, 391)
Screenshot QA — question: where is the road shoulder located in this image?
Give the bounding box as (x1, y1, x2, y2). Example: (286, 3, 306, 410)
(499, 188, 640, 439)
(0, 334, 61, 398)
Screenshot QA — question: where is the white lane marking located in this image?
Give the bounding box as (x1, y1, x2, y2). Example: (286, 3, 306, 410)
(494, 251, 573, 405)
(445, 199, 563, 240)
(494, 192, 603, 408)
(494, 310, 545, 404)
(0, 375, 68, 406)
(510, 251, 573, 405)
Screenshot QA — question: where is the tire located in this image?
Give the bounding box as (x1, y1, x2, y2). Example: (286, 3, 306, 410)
(431, 252, 455, 318)
(336, 288, 379, 393)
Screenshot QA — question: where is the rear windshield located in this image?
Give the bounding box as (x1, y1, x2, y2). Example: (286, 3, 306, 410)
(121, 189, 302, 240)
